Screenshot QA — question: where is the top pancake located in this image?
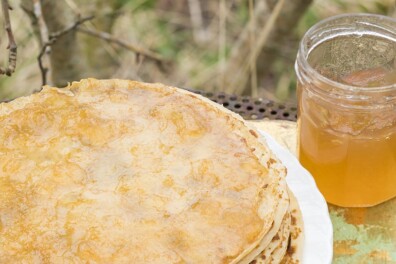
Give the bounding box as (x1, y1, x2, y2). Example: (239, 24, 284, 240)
(0, 79, 286, 263)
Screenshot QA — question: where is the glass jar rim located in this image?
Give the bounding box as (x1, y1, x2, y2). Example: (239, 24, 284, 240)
(298, 13, 396, 93)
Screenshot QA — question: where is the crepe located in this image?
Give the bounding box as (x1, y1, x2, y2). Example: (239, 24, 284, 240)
(239, 182, 290, 264)
(250, 189, 304, 264)
(250, 211, 291, 264)
(280, 189, 304, 264)
(0, 79, 290, 263)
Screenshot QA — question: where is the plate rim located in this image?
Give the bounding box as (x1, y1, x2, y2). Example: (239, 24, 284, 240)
(258, 130, 333, 264)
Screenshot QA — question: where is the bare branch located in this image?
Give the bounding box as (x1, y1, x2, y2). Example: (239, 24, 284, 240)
(38, 16, 94, 85)
(255, 0, 313, 87)
(77, 27, 169, 64)
(218, 0, 227, 91)
(249, 0, 257, 97)
(37, 9, 165, 85)
(20, 4, 36, 25)
(223, 0, 285, 94)
(33, 0, 49, 47)
(0, 0, 17, 76)
(215, 0, 312, 95)
(37, 45, 49, 85)
(50, 15, 94, 40)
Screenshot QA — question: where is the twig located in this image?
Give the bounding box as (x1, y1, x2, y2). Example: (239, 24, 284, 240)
(20, 4, 36, 25)
(31, 0, 50, 86)
(61, 0, 122, 72)
(77, 27, 168, 64)
(236, 0, 285, 93)
(51, 16, 94, 42)
(225, 0, 285, 94)
(38, 15, 94, 85)
(249, 0, 258, 97)
(218, 0, 227, 91)
(33, 0, 49, 47)
(0, 0, 17, 76)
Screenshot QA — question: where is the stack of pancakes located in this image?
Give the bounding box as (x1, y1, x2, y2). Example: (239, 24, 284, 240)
(0, 79, 302, 263)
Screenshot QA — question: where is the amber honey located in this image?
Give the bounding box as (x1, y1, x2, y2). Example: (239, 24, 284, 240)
(295, 14, 396, 207)
(299, 120, 396, 207)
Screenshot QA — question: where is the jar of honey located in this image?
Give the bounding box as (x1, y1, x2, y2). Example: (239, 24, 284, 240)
(295, 14, 396, 207)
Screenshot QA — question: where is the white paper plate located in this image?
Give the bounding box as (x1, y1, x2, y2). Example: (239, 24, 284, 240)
(259, 131, 333, 264)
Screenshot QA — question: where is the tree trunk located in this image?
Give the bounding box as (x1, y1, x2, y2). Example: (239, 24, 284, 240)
(76, 0, 125, 78)
(40, 0, 88, 87)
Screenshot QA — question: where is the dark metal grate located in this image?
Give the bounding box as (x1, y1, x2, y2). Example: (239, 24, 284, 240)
(186, 89, 297, 121)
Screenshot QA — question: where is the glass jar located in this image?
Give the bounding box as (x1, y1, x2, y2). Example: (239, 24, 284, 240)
(295, 14, 396, 207)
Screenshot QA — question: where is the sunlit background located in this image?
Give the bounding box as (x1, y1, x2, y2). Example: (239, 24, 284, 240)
(0, 0, 395, 102)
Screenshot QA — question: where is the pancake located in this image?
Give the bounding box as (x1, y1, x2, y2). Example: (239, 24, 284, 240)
(0, 79, 288, 263)
(250, 189, 304, 264)
(239, 181, 289, 264)
(280, 189, 304, 264)
(250, 211, 291, 264)
(263, 213, 291, 264)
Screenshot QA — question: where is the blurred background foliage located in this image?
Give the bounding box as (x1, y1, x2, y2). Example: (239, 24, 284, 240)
(0, 0, 395, 103)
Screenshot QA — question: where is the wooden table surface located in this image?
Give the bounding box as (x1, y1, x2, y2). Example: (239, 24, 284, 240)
(250, 120, 396, 264)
